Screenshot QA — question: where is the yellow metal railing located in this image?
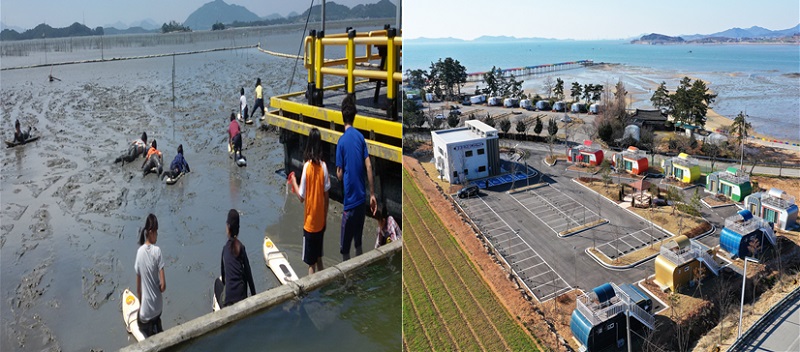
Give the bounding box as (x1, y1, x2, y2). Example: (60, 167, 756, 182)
(266, 26, 402, 163)
(305, 28, 402, 99)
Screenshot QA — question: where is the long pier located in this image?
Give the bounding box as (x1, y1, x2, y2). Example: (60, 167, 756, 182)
(465, 60, 593, 82)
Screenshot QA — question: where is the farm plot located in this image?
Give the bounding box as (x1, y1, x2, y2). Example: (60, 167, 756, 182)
(402, 169, 538, 352)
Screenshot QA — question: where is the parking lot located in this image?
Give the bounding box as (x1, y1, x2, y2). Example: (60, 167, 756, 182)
(461, 194, 573, 302)
(509, 184, 603, 235)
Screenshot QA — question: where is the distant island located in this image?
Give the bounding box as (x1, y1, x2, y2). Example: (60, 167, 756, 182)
(632, 24, 799, 44)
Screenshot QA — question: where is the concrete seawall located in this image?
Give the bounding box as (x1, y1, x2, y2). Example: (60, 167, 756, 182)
(120, 239, 402, 352)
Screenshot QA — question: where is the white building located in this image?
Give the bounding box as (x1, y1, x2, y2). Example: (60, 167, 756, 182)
(431, 120, 500, 184)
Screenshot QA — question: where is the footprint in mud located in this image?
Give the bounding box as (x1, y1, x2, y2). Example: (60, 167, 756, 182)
(26, 207, 53, 242)
(81, 252, 119, 310)
(7, 258, 58, 350)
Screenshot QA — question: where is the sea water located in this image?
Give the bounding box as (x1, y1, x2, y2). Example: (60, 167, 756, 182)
(405, 40, 800, 141)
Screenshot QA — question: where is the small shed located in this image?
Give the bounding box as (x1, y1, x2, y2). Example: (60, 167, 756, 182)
(706, 167, 752, 202)
(612, 146, 649, 175)
(661, 153, 701, 184)
(720, 210, 776, 258)
(488, 96, 503, 106)
(553, 101, 567, 112)
(744, 188, 798, 231)
(568, 140, 604, 167)
(589, 103, 602, 114)
(520, 99, 533, 110)
(571, 103, 586, 113)
(570, 282, 654, 351)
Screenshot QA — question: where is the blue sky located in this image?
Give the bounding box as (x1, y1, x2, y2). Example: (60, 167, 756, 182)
(1, 0, 389, 30)
(404, 0, 800, 40)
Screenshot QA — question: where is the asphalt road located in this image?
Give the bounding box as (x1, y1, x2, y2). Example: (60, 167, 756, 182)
(736, 289, 800, 352)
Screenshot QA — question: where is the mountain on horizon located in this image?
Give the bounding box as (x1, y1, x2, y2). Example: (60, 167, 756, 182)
(263, 13, 283, 21)
(1, 21, 25, 32)
(183, 0, 261, 30)
(130, 19, 159, 31)
(681, 24, 799, 41)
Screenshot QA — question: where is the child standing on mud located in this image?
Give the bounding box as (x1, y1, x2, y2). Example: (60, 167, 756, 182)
(253, 78, 265, 120)
(289, 128, 330, 275)
(239, 87, 250, 124)
(135, 214, 166, 338)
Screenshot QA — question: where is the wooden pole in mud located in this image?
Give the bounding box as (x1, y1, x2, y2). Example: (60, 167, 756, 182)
(172, 53, 176, 139)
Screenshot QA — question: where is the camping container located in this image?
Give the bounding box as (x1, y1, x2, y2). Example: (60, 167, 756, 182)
(536, 100, 551, 111)
(470, 95, 486, 104)
(503, 97, 519, 108)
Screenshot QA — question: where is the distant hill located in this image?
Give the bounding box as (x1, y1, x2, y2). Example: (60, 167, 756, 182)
(103, 26, 155, 35)
(228, 0, 395, 29)
(263, 13, 283, 21)
(640, 24, 800, 43)
(631, 33, 685, 44)
(130, 19, 160, 31)
(183, 0, 261, 30)
(1, 21, 25, 32)
(1, 22, 104, 41)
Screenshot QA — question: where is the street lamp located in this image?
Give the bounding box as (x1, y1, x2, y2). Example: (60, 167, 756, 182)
(738, 256, 759, 339)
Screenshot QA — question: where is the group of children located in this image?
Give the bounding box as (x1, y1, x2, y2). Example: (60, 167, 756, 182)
(237, 78, 266, 125)
(113, 132, 191, 179)
(124, 86, 401, 341)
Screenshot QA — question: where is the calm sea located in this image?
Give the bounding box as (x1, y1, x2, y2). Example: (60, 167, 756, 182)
(404, 40, 800, 141)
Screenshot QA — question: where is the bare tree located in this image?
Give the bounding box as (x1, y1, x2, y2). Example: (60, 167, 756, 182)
(711, 272, 738, 346)
(542, 76, 555, 99)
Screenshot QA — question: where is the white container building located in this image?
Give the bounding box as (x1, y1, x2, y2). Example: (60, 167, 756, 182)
(431, 120, 500, 184)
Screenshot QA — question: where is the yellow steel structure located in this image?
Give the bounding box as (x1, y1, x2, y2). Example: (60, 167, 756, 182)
(268, 26, 403, 163)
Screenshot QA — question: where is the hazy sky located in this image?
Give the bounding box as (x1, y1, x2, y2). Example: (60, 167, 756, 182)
(1, 0, 390, 30)
(405, 0, 800, 40)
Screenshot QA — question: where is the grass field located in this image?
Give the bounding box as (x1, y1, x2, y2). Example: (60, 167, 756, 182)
(402, 168, 539, 351)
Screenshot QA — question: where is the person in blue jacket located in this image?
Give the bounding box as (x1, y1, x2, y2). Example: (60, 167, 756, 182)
(161, 144, 190, 180)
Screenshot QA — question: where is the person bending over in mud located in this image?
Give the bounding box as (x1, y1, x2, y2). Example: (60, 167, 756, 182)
(161, 144, 190, 180)
(135, 214, 166, 338)
(13, 119, 32, 143)
(220, 209, 256, 307)
(114, 132, 148, 165)
(141, 140, 163, 177)
(228, 113, 243, 159)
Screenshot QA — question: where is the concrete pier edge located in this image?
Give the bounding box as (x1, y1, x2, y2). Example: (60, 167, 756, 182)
(120, 239, 402, 352)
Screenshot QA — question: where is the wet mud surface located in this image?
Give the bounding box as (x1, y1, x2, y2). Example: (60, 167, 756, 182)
(1, 23, 378, 351)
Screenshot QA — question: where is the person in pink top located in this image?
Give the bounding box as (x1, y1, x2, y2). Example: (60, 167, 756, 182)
(228, 113, 242, 159)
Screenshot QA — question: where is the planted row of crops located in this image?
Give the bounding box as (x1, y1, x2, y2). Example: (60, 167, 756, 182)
(402, 169, 538, 351)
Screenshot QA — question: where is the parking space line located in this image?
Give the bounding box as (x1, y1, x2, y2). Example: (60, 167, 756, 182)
(521, 261, 547, 272)
(474, 195, 571, 302)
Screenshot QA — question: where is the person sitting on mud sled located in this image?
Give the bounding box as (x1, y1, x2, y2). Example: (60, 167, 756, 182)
(141, 140, 163, 177)
(13, 119, 32, 143)
(114, 132, 148, 165)
(161, 144, 190, 180)
(228, 113, 243, 159)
